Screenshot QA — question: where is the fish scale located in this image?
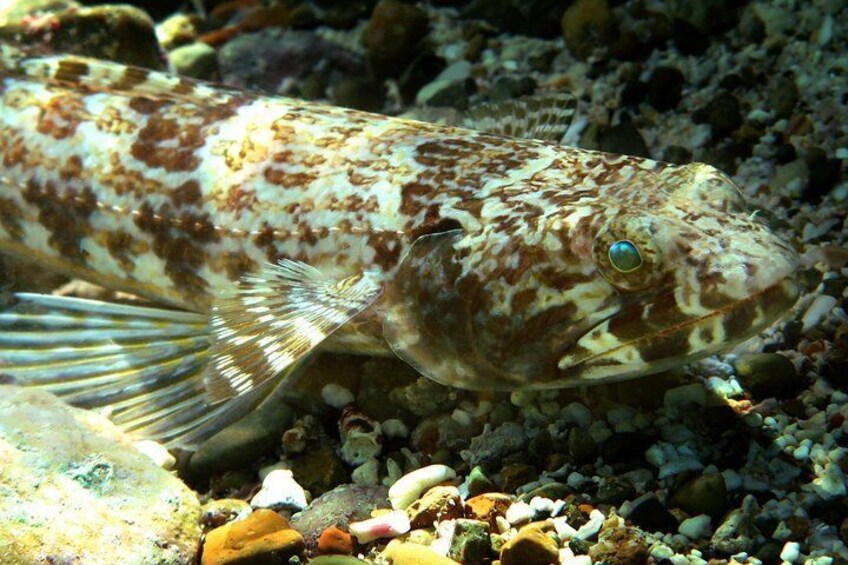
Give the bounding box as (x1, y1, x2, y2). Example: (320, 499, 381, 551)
(0, 42, 800, 447)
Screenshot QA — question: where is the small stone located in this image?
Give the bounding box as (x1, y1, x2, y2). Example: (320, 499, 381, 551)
(576, 509, 605, 540)
(317, 526, 354, 556)
(647, 66, 685, 111)
(499, 463, 538, 493)
(767, 73, 800, 120)
(132, 439, 176, 470)
(406, 485, 464, 529)
(679, 514, 713, 539)
(364, 0, 429, 79)
(595, 477, 637, 506)
(449, 519, 492, 565)
(465, 493, 513, 528)
(349, 509, 410, 544)
(567, 426, 599, 465)
(290, 444, 350, 497)
(588, 526, 651, 565)
(597, 123, 650, 159)
(500, 524, 559, 565)
(710, 495, 761, 555)
(627, 495, 678, 533)
(780, 541, 801, 563)
(251, 469, 309, 512)
(310, 556, 369, 565)
(322, 384, 355, 409)
(696, 91, 743, 139)
(465, 466, 496, 497)
(290, 484, 389, 550)
(382, 541, 462, 565)
(561, 0, 617, 61)
(389, 464, 457, 510)
(156, 12, 201, 51)
(201, 499, 253, 530)
(202, 509, 305, 565)
(670, 472, 728, 519)
(505, 500, 536, 525)
(732, 353, 802, 401)
(169, 42, 219, 80)
(332, 77, 387, 113)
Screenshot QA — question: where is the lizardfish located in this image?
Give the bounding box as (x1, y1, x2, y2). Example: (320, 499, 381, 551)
(0, 42, 799, 447)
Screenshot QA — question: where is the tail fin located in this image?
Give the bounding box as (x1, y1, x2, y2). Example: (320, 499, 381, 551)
(0, 293, 278, 449)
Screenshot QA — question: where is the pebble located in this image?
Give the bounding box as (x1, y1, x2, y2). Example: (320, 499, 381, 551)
(448, 519, 491, 565)
(349, 510, 410, 544)
(669, 471, 728, 519)
(406, 485, 464, 529)
(499, 463, 538, 492)
(250, 469, 309, 512)
(132, 439, 175, 470)
(168, 41, 218, 80)
(290, 444, 350, 496)
(560, 402, 592, 428)
(465, 493, 513, 528)
(575, 509, 605, 540)
(201, 509, 305, 565)
(710, 495, 761, 555)
(588, 526, 651, 565)
(317, 526, 354, 556)
(310, 556, 368, 565)
(389, 464, 457, 510)
(339, 405, 383, 467)
(802, 294, 838, 332)
(505, 500, 536, 525)
(289, 484, 389, 549)
(364, 0, 429, 79)
(646, 66, 686, 111)
(733, 353, 802, 400)
(201, 499, 253, 530)
(627, 494, 678, 534)
(382, 541, 462, 565)
(679, 514, 713, 539)
(560, 0, 617, 61)
(464, 466, 496, 497)
(322, 384, 355, 409)
(500, 524, 559, 565)
(780, 540, 802, 563)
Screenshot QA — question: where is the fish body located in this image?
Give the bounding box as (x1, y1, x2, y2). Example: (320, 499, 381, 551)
(0, 43, 799, 446)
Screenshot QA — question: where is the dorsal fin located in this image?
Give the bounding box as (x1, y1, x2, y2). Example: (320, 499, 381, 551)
(463, 91, 577, 143)
(0, 40, 246, 107)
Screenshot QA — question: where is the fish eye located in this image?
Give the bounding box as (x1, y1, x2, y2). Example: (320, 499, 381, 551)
(608, 240, 642, 272)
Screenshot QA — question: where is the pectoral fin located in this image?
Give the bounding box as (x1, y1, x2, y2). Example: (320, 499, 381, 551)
(207, 260, 383, 403)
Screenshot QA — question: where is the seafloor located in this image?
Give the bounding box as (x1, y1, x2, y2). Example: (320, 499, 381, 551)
(0, 0, 846, 564)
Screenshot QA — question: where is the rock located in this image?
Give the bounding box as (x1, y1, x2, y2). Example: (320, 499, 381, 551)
(499, 463, 538, 493)
(462, 0, 567, 38)
(465, 466, 496, 497)
(202, 509, 305, 565)
(695, 91, 743, 139)
(0, 386, 200, 564)
(627, 494, 678, 533)
(310, 557, 369, 565)
(669, 471, 728, 519)
(710, 495, 762, 555)
(389, 464, 457, 510)
(339, 405, 384, 466)
(597, 123, 650, 159)
(588, 526, 651, 565)
(499, 524, 559, 565)
(463, 421, 527, 472)
(364, 0, 429, 79)
(561, 0, 617, 61)
(803, 146, 842, 202)
(382, 542, 462, 565)
(189, 392, 294, 476)
(317, 525, 354, 556)
(646, 66, 685, 111)
(290, 444, 350, 497)
(465, 493, 513, 528)
(169, 42, 219, 80)
(567, 426, 599, 465)
(406, 485, 464, 528)
(349, 510, 410, 544)
(0, 0, 77, 25)
(449, 519, 492, 565)
(732, 353, 802, 401)
(595, 477, 637, 506)
(201, 499, 253, 530)
(767, 73, 799, 119)
(251, 469, 309, 512)
(290, 484, 389, 549)
(19, 4, 162, 69)
(156, 13, 202, 51)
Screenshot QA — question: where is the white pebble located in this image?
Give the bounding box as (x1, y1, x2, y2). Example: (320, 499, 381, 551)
(553, 516, 578, 540)
(530, 496, 555, 516)
(679, 514, 712, 539)
(250, 469, 308, 511)
(321, 383, 354, 409)
(576, 509, 604, 540)
(388, 464, 456, 510)
(780, 541, 801, 563)
(133, 440, 175, 470)
(381, 418, 409, 439)
(802, 294, 837, 332)
(560, 552, 592, 565)
(349, 510, 410, 544)
(451, 409, 473, 427)
(505, 501, 535, 525)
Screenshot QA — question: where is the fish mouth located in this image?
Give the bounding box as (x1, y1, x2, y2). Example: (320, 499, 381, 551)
(557, 276, 801, 383)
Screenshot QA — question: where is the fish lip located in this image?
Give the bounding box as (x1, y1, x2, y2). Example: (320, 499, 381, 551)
(559, 275, 801, 371)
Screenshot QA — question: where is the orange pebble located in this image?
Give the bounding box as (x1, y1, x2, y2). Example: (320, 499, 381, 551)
(317, 525, 354, 556)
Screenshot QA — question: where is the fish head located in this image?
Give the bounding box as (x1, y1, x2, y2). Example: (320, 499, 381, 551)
(383, 161, 800, 390)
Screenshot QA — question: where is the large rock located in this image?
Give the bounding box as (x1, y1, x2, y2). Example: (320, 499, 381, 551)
(0, 386, 201, 565)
